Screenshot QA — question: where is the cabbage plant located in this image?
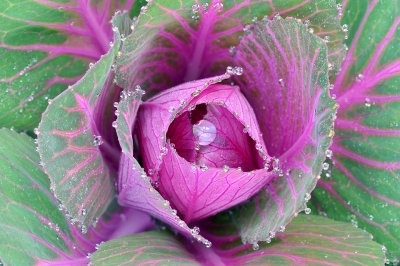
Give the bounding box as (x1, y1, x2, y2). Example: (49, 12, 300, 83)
(0, 0, 398, 265)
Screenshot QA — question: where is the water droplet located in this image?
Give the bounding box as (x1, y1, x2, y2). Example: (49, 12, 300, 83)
(93, 135, 103, 146)
(204, 240, 212, 248)
(112, 121, 118, 128)
(272, 158, 280, 172)
(308, 27, 314, 34)
(252, 243, 259, 250)
(278, 78, 285, 87)
(269, 231, 276, 238)
(324, 36, 330, 42)
(89, 63, 94, 68)
(304, 193, 311, 202)
(191, 90, 201, 97)
(81, 225, 87, 234)
(234, 66, 243, 75)
(191, 226, 200, 235)
(365, 98, 371, 107)
(305, 208, 311, 214)
(200, 164, 208, 171)
(160, 146, 168, 156)
(223, 165, 229, 172)
(34, 128, 40, 135)
(304, 20, 310, 27)
(273, 13, 282, 20)
(82, 209, 87, 216)
(279, 225, 286, 232)
(178, 220, 185, 227)
(356, 73, 364, 82)
(213, 2, 223, 12)
(243, 24, 251, 34)
(323, 162, 329, 170)
(342, 24, 349, 32)
(28, 95, 34, 102)
(337, 3, 343, 10)
(193, 120, 217, 146)
(326, 149, 333, 158)
(226, 66, 234, 75)
(135, 85, 145, 95)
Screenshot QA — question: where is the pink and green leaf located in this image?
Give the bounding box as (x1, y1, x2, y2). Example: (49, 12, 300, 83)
(117, 0, 345, 96)
(37, 28, 121, 229)
(90, 231, 200, 265)
(0, 128, 152, 265)
(90, 214, 385, 265)
(313, 0, 400, 261)
(0, 0, 137, 131)
(114, 90, 210, 242)
(201, 214, 385, 265)
(232, 18, 336, 244)
(0, 128, 93, 265)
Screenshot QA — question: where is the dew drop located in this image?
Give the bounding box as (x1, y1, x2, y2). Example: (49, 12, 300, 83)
(252, 243, 259, 250)
(223, 165, 229, 172)
(112, 121, 118, 128)
(200, 164, 208, 171)
(305, 208, 311, 215)
(342, 24, 349, 32)
(34, 128, 40, 135)
(93, 135, 103, 146)
(191, 226, 200, 235)
(193, 120, 217, 146)
(326, 149, 333, 158)
(269, 231, 276, 238)
(279, 225, 286, 232)
(323, 162, 329, 171)
(365, 98, 371, 107)
(204, 240, 212, 248)
(304, 193, 311, 202)
(278, 78, 285, 87)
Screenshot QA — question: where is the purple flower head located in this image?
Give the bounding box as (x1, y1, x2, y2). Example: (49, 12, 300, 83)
(136, 80, 273, 222)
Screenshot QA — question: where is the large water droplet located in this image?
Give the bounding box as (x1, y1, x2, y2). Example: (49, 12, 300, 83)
(193, 120, 217, 146)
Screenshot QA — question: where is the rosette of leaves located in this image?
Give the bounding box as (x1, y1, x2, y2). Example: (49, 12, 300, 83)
(0, 0, 397, 265)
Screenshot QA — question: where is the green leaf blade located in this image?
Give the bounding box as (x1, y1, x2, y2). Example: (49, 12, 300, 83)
(0, 128, 88, 265)
(37, 30, 122, 229)
(314, 0, 400, 261)
(90, 231, 200, 265)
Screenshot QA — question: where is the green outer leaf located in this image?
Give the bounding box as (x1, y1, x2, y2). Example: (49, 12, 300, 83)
(313, 0, 400, 262)
(233, 18, 336, 245)
(117, 0, 345, 96)
(205, 214, 385, 265)
(0, 0, 138, 132)
(37, 30, 121, 229)
(0, 128, 89, 265)
(90, 231, 200, 265)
